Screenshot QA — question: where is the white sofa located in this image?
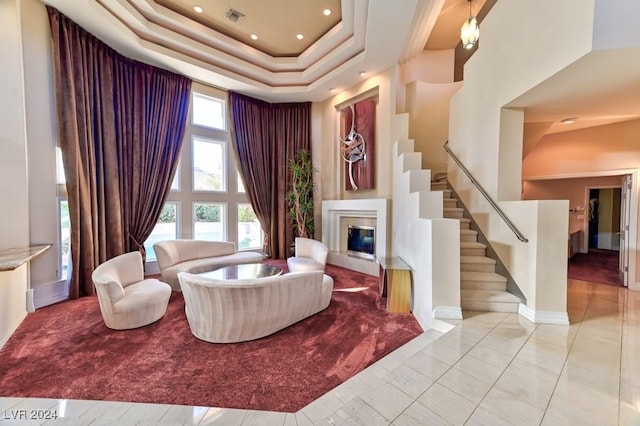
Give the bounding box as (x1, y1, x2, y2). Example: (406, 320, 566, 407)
(177, 270, 334, 343)
(91, 251, 172, 330)
(153, 240, 264, 291)
(287, 237, 329, 272)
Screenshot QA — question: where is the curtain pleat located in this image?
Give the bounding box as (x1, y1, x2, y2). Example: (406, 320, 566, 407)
(47, 7, 191, 298)
(229, 92, 311, 259)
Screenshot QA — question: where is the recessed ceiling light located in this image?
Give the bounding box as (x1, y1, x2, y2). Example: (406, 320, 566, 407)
(323, 9, 332, 16)
(329, 88, 336, 93)
(250, 34, 258, 40)
(296, 33, 304, 40)
(193, 5, 203, 13)
(359, 71, 366, 77)
(561, 117, 577, 124)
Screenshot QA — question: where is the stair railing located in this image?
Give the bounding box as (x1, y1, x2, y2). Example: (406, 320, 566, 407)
(444, 141, 529, 243)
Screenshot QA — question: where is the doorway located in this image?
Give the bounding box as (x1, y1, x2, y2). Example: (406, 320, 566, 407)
(582, 177, 632, 287)
(587, 188, 621, 250)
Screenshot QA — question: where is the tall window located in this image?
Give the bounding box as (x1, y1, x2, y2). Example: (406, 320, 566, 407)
(143, 83, 262, 264)
(56, 147, 70, 280)
(192, 137, 226, 192)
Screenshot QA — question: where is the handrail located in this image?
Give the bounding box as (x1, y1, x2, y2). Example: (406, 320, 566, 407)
(443, 141, 529, 243)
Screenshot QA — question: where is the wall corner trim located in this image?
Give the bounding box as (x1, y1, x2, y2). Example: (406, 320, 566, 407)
(518, 303, 569, 325)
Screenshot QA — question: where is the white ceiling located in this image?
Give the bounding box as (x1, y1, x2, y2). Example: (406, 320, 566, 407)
(42, 0, 640, 133)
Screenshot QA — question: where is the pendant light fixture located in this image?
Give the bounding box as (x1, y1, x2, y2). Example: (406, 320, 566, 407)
(461, 0, 479, 50)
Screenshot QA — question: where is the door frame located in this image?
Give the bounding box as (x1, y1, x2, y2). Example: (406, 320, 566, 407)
(583, 185, 621, 253)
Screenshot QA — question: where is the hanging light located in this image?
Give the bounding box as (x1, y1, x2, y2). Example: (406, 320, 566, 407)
(460, 0, 479, 50)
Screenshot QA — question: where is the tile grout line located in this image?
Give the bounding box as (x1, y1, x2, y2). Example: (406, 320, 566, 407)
(389, 313, 511, 425)
(537, 281, 592, 425)
(461, 313, 541, 425)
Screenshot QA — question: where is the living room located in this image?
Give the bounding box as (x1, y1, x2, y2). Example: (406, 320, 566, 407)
(2, 0, 640, 424)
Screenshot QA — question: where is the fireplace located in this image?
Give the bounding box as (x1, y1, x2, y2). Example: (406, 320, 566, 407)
(321, 198, 389, 276)
(347, 225, 375, 260)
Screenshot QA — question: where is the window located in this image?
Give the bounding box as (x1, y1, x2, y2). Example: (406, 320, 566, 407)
(192, 137, 226, 192)
(237, 171, 245, 193)
(58, 199, 70, 280)
(145, 202, 179, 260)
(192, 92, 225, 130)
(237, 203, 261, 250)
(170, 160, 180, 191)
(56, 147, 69, 280)
(143, 84, 262, 264)
(194, 202, 226, 241)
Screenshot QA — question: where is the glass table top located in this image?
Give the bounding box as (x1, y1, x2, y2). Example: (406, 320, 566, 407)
(198, 263, 283, 280)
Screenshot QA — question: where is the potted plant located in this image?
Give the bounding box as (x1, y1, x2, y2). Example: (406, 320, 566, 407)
(286, 149, 316, 239)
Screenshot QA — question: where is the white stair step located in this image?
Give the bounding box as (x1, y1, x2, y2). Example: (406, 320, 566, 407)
(461, 290, 520, 313)
(461, 241, 486, 256)
(461, 256, 496, 272)
(460, 229, 477, 242)
(461, 272, 507, 291)
(458, 218, 471, 229)
(431, 181, 448, 191)
(444, 207, 464, 219)
(461, 271, 507, 283)
(444, 198, 458, 208)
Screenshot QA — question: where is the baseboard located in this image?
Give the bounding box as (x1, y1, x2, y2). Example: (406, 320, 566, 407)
(433, 306, 463, 320)
(34, 279, 70, 309)
(413, 310, 431, 332)
(518, 303, 569, 325)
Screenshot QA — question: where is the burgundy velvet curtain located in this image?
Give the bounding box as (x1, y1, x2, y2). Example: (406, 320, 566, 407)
(47, 7, 191, 298)
(228, 92, 311, 259)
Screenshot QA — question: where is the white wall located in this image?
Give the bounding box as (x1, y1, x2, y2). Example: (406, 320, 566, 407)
(447, 0, 600, 318)
(22, 0, 59, 287)
(405, 80, 461, 174)
(0, 0, 31, 348)
(392, 135, 461, 330)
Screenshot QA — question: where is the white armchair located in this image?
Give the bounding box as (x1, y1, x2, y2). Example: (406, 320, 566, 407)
(91, 251, 172, 330)
(287, 237, 329, 272)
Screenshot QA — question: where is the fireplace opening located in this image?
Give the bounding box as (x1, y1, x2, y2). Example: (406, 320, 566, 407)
(347, 225, 375, 261)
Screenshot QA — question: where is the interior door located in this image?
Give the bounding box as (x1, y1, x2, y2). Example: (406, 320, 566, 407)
(619, 175, 632, 286)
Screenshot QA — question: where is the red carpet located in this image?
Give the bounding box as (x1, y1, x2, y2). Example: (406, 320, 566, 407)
(0, 261, 422, 412)
(568, 248, 622, 287)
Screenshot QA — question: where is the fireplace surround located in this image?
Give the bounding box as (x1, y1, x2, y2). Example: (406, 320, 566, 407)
(321, 199, 389, 276)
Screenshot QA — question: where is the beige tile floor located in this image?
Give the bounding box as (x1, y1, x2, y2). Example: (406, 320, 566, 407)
(2, 278, 639, 425)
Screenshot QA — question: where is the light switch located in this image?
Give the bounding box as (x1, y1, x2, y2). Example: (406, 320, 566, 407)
(577, 214, 584, 219)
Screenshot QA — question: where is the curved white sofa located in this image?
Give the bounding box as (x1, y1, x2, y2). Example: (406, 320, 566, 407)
(177, 270, 334, 343)
(153, 240, 264, 291)
(92, 251, 172, 330)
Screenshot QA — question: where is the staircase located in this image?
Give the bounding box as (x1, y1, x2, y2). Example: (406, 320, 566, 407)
(431, 180, 520, 313)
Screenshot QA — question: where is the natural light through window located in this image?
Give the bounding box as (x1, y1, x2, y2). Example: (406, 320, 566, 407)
(237, 203, 261, 250)
(192, 92, 225, 130)
(192, 137, 226, 192)
(145, 203, 179, 260)
(194, 202, 226, 241)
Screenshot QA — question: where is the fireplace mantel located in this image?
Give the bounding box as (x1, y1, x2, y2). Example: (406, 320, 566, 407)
(321, 199, 389, 276)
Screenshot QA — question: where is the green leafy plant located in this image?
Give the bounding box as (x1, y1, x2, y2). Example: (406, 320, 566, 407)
(286, 149, 316, 239)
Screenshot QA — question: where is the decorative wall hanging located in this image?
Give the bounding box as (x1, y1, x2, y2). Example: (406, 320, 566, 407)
(340, 98, 375, 191)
